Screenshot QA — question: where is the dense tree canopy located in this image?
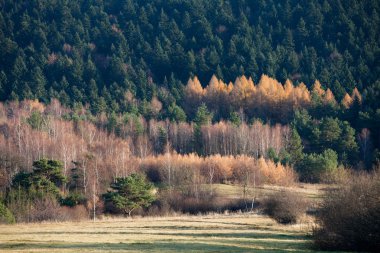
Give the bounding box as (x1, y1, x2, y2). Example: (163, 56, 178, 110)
(0, 0, 379, 113)
(0, 1, 379, 197)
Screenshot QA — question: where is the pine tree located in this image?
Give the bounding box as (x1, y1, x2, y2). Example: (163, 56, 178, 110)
(194, 103, 213, 126)
(103, 174, 156, 216)
(168, 103, 187, 122)
(194, 103, 213, 155)
(0, 71, 7, 100)
(339, 121, 359, 165)
(30, 66, 47, 101)
(287, 128, 304, 165)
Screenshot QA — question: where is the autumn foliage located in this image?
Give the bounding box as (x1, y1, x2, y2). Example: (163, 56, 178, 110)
(140, 153, 297, 187)
(0, 99, 297, 196)
(184, 74, 359, 121)
(0, 73, 367, 221)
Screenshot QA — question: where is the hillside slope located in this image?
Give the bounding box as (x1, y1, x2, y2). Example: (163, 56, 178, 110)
(0, 0, 379, 110)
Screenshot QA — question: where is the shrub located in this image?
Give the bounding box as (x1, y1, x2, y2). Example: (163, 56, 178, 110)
(0, 201, 15, 224)
(298, 149, 338, 182)
(319, 165, 351, 184)
(173, 197, 249, 215)
(261, 190, 308, 224)
(58, 205, 89, 221)
(153, 189, 250, 215)
(61, 193, 86, 207)
(145, 198, 174, 216)
(6, 188, 31, 222)
(29, 194, 62, 222)
(7, 187, 67, 222)
(313, 171, 380, 252)
(159, 189, 215, 214)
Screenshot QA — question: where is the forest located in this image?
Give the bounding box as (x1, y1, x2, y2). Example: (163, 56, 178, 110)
(0, 0, 379, 108)
(0, 0, 380, 250)
(0, 78, 374, 221)
(0, 0, 379, 159)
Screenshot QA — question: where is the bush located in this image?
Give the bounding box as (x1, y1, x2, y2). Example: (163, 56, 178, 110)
(151, 189, 250, 215)
(145, 198, 174, 216)
(0, 201, 15, 224)
(319, 165, 351, 184)
(6, 187, 34, 222)
(172, 197, 249, 215)
(160, 190, 216, 214)
(7, 188, 66, 222)
(61, 193, 86, 207)
(313, 171, 380, 252)
(29, 194, 62, 222)
(261, 190, 308, 224)
(297, 149, 338, 182)
(58, 205, 89, 221)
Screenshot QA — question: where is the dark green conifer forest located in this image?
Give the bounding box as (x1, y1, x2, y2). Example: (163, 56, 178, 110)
(1, 0, 379, 106)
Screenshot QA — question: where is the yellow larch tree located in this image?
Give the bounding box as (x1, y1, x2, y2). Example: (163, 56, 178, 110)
(185, 76, 205, 96)
(205, 75, 230, 115)
(184, 76, 205, 117)
(241, 75, 256, 99)
(312, 80, 325, 97)
(257, 74, 285, 104)
(341, 93, 353, 108)
(283, 79, 294, 98)
(205, 75, 220, 98)
(227, 82, 234, 93)
(205, 75, 229, 95)
(230, 75, 256, 109)
(351, 87, 362, 104)
(230, 77, 244, 109)
(324, 88, 337, 105)
(296, 82, 311, 106)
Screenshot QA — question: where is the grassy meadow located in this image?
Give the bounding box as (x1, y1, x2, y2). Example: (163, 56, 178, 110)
(0, 183, 347, 253)
(212, 183, 325, 200)
(0, 214, 341, 253)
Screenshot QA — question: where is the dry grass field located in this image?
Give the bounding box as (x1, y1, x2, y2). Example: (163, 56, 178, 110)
(212, 183, 326, 200)
(0, 183, 342, 253)
(0, 213, 346, 253)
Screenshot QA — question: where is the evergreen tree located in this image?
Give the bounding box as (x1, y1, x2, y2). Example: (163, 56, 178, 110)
(194, 103, 213, 155)
(339, 121, 359, 165)
(103, 174, 156, 216)
(12, 159, 66, 196)
(30, 66, 46, 101)
(194, 103, 213, 126)
(168, 103, 187, 122)
(288, 128, 304, 165)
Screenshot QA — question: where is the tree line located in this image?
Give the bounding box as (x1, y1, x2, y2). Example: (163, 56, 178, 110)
(0, 100, 299, 222)
(0, 97, 376, 222)
(183, 74, 359, 121)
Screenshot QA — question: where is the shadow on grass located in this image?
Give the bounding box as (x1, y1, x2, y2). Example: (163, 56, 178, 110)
(1, 217, 335, 252)
(138, 231, 307, 240)
(0, 230, 318, 253)
(0, 241, 317, 253)
(1, 231, 306, 241)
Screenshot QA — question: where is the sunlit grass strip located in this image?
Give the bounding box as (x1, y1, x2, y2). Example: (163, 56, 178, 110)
(0, 214, 343, 253)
